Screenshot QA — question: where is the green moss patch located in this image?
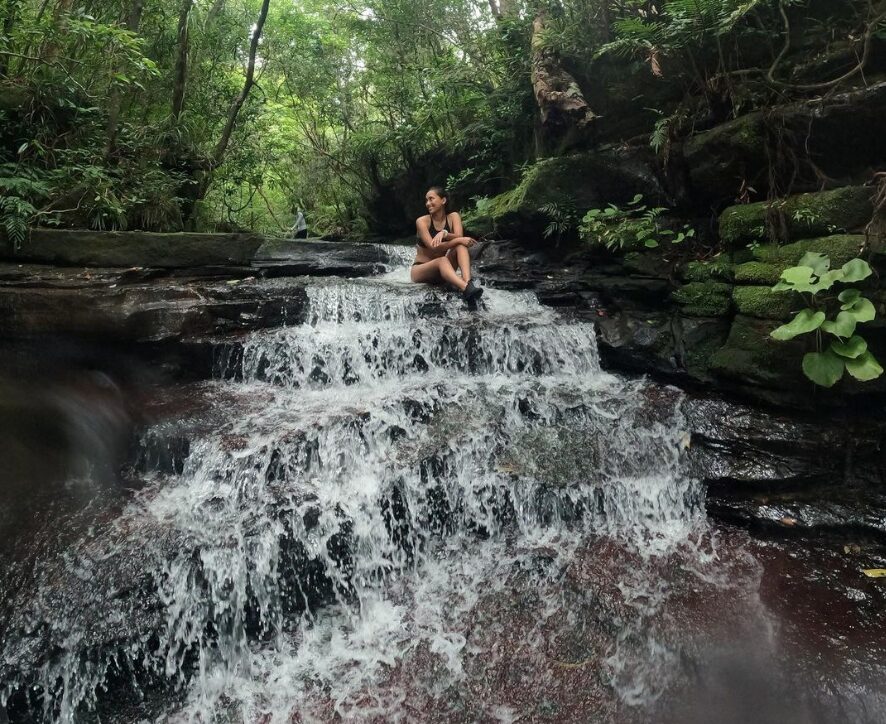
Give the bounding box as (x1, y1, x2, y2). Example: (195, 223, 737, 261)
(719, 187, 873, 247)
(709, 315, 805, 385)
(734, 261, 782, 285)
(732, 285, 797, 320)
(753, 234, 866, 268)
(672, 281, 733, 317)
(682, 256, 735, 282)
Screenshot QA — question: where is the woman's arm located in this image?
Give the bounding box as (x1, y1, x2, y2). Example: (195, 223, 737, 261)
(446, 212, 465, 240)
(441, 213, 475, 246)
(416, 216, 439, 249)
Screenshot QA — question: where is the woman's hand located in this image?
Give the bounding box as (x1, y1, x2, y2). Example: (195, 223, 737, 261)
(431, 231, 446, 247)
(457, 237, 476, 247)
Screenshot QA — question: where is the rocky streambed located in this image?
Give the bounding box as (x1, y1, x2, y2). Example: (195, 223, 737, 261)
(1, 235, 885, 723)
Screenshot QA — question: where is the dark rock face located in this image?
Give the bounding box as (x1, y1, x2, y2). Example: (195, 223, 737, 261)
(683, 81, 886, 207)
(251, 238, 394, 277)
(2, 229, 265, 268)
(469, 148, 670, 242)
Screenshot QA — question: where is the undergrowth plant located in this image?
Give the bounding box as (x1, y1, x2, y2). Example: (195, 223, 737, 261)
(769, 252, 882, 387)
(540, 201, 580, 242)
(579, 194, 694, 251)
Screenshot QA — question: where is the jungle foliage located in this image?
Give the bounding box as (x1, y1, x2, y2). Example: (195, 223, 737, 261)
(1, 0, 884, 236)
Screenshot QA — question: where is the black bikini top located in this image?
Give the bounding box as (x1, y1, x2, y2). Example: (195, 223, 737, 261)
(420, 215, 450, 246)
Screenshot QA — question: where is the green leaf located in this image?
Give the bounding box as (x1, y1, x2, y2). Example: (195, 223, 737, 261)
(821, 311, 857, 339)
(829, 335, 867, 359)
(809, 269, 844, 292)
(845, 297, 876, 323)
(840, 258, 872, 283)
(797, 251, 830, 276)
(845, 351, 884, 382)
(644, 239, 659, 248)
(802, 350, 845, 387)
(770, 308, 825, 340)
(779, 266, 814, 286)
(839, 288, 862, 308)
(772, 280, 793, 292)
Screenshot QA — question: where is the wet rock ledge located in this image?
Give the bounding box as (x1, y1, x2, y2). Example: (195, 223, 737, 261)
(1, 229, 884, 544)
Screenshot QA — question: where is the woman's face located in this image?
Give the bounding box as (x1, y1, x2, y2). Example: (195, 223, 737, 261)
(425, 191, 446, 214)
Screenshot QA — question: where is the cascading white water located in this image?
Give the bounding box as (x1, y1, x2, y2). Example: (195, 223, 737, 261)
(2, 253, 710, 723)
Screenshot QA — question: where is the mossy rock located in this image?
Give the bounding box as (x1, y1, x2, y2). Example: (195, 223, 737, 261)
(485, 149, 664, 241)
(672, 281, 733, 317)
(733, 261, 782, 285)
(753, 234, 866, 269)
(732, 286, 798, 320)
(681, 256, 735, 282)
(623, 251, 672, 278)
(719, 187, 873, 248)
(2, 229, 265, 267)
(684, 113, 768, 206)
(680, 318, 733, 381)
(709, 315, 806, 386)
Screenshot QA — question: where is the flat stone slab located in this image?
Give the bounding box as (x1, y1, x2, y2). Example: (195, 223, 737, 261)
(2, 229, 265, 268)
(251, 239, 397, 277)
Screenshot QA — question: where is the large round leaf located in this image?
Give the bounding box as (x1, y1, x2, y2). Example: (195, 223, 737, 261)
(770, 308, 825, 341)
(802, 350, 845, 387)
(840, 258, 873, 283)
(839, 288, 862, 308)
(829, 335, 867, 359)
(845, 351, 884, 382)
(820, 311, 857, 339)
(846, 297, 876, 323)
(809, 269, 844, 292)
(779, 266, 814, 287)
(797, 251, 830, 276)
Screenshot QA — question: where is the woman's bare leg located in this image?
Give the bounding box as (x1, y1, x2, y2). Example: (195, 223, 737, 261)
(446, 245, 472, 284)
(410, 257, 468, 291)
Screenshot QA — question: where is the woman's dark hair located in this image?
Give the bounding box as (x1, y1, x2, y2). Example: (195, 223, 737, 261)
(426, 185, 448, 210)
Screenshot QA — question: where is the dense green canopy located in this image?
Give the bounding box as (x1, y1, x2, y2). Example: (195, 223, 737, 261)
(1, 1, 883, 238)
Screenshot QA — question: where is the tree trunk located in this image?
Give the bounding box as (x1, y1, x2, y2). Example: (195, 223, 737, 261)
(189, 0, 271, 218)
(0, 1, 17, 76)
(530, 9, 596, 132)
(171, 0, 192, 122)
(204, 0, 226, 28)
(105, 0, 145, 158)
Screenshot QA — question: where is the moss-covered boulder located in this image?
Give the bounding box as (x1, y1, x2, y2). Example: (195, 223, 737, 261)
(734, 261, 782, 285)
(719, 187, 873, 248)
(681, 256, 735, 283)
(672, 281, 733, 317)
(732, 286, 798, 320)
(753, 234, 866, 268)
(685, 113, 768, 206)
(484, 149, 665, 241)
(709, 314, 806, 388)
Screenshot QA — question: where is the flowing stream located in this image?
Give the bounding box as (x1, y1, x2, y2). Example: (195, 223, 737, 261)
(2, 247, 882, 723)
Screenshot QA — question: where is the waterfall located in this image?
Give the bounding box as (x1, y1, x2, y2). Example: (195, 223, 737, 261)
(1, 254, 708, 723)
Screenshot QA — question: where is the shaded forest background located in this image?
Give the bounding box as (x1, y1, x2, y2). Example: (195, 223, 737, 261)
(1, 0, 885, 240)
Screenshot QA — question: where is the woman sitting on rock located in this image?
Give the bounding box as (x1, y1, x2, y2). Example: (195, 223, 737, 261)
(411, 186, 483, 306)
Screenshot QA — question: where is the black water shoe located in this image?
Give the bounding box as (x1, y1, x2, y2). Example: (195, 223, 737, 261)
(462, 280, 484, 308)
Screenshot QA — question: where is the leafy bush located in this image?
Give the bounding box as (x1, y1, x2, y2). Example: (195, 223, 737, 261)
(579, 194, 694, 251)
(769, 252, 882, 386)
(540, 201, 579, 242)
